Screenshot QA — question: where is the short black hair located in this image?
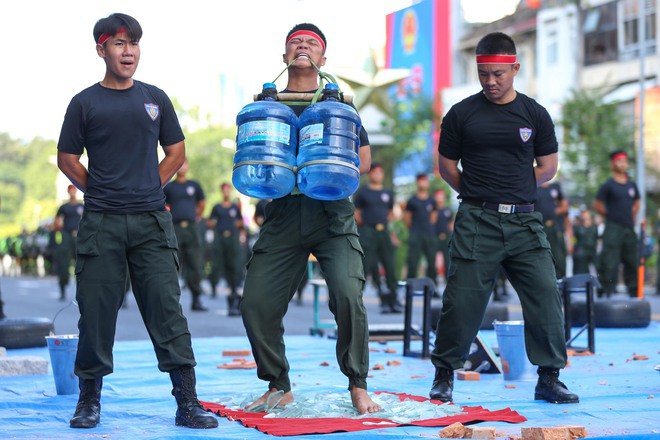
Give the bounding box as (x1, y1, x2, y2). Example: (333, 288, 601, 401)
(370, 162, 383, 171)
(415, 173, 428, 181)
(286, 23, 327, 49)
(476, 32, 516, 55)
(93, 13, 142, 45)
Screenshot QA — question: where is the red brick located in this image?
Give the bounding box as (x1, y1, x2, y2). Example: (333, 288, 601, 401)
(521, 427, 570, 440)
(439, 422, 466, 438)
(465, 426, 496, 438)
(457, 370, 481, 381)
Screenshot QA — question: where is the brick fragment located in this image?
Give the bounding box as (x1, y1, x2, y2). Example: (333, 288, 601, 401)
(558, 426, 587, 439)
(521, 427, 570, 440)
(222, 350, 251, 357)
(387, 360, 401, 366)
(439, 422, 465, 438)
(464, 426, 496, 438)
(372, 364, 385, 370)
(633, 355, 648, 361)
(457, 370, 480, 381)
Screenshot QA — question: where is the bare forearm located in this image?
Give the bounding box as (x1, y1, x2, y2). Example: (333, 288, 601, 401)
(57, 152, 88, 192)
(160, 141, 185, 187)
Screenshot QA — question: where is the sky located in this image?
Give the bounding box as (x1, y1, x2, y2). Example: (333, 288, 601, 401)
(0, 0, 519, 142)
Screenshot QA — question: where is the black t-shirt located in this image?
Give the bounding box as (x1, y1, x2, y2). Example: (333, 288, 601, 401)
(163, 180, 205, 223)
(254, 199, 270, 224)
(405, 196, 436, 235)
(439, 92, 557, 204)
(596, 178, 640, 228)
(57, 81, 185, 213)
(536, 183, 564, 222)
(56, 202, 84, 232)
(354, 187, 394, 226)
(434, 207, 453, 235)
(210, 203, 242, 233)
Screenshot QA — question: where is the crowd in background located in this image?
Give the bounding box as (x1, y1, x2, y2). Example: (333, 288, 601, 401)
(1, 174, 659, 303)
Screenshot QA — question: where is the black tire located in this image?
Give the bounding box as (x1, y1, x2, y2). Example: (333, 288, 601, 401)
(567, 299, 650, 328)
(432, 302, 509, 330)
(0, 317, 54, 349)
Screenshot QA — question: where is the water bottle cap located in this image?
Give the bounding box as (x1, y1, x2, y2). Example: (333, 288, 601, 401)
(262, 82, 277, 90)
(324, 83, 339, 91)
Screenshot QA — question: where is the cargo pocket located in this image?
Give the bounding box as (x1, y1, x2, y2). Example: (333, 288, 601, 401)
(522, 212, 551, 250)
(75, 212, 103, 275)
(150, 211, 179, 250)
(449, 205, 482, 261)
(346, 235, 366, 281)
(150, 211, 180, 271)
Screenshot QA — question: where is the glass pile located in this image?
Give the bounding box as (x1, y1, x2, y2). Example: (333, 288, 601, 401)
(219, 391, 464, 423)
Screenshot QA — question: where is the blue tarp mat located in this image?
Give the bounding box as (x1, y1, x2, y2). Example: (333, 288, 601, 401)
(1, 324, 659, 439)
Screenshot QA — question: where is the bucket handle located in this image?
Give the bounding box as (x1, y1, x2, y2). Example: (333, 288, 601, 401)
(50, 299, 78, 337)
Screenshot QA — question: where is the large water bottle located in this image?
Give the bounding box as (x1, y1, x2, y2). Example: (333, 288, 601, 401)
(296, 83, 361, 201)
(232, 83, 298, 199)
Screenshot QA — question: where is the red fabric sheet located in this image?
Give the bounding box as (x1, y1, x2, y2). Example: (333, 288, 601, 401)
(201, 391, 526, 436)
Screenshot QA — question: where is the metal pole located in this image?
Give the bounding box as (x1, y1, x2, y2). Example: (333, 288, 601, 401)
(637, 0, 646, 227)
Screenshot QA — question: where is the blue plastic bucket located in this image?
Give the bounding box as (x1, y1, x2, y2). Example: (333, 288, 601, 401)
(45, 335, 79, 395)
(493, 321, 536, 381)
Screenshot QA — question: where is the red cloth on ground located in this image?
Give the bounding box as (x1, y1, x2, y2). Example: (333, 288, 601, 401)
(201, 391, 526, 436)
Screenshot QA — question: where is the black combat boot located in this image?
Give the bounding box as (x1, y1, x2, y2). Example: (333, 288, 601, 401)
(535, 367, 579, 404)
(227, 295, 241, 317)
(429, 367, 454, 402)
(191, 294, 208, 312)
(169, 366, 219, 429)
(70, 378, 102, 428)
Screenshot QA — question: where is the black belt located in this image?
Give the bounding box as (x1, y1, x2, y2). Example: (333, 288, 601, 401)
(175, 220, 192, 228)
(462, 198, 534, 214)
(367, 223, 386, 231)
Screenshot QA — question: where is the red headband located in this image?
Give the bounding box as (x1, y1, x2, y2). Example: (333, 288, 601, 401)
(476, 54, 517, 64)
(97, 27, 127, 46)
(611, 152, 628, 162)
(286, 30, 326, 52)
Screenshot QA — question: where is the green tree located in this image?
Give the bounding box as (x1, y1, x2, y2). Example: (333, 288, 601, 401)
(184, 125, 237, 214)
(560, 89, 634, 204)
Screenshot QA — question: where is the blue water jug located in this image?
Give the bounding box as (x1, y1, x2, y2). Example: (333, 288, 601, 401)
(296, 83, 361, 201)
(232, 83, 298, 199)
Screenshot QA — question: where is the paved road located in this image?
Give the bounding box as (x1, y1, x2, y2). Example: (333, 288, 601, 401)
(1, 274, 658, 342)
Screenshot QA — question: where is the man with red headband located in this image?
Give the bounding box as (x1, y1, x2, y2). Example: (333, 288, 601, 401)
(57, 13, 218, 430)
(239, 22, 381, 415)
(429, 32, 578, 404)
(593, 150, 640, 297)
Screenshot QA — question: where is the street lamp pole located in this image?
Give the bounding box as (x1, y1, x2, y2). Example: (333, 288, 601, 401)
(636, 0, 646, 227)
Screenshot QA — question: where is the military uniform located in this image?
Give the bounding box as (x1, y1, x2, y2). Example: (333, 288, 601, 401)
(434, 206, 453, 283)
(53, 201, 84, 300)
(57, 81, 196, 379)
(595, 178, 640, 297)
(164, 179, 206, 310)
(405, 195, 437, 282)
(209, 201, 243, 313)
(536, 183, 567, 279)
(572, 221, 598, 275)
(240, 91, 371, 393)
(432, 91, 568, 373)
(354, 185, 400, 312)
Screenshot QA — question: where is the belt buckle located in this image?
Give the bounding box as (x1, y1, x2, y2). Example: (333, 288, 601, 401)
(222, 231, 232, 237)
(497, 203, 513, 214)
(375, 224, 385, 231)
(180, 220, 190, 228)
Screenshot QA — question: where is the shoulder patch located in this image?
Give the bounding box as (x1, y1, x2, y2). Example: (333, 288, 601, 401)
(519, 127, 532, 143)
(144, 103, 159, 121)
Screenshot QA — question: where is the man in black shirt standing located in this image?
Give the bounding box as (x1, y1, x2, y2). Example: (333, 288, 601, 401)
(53, 184, 84, 301)
(433, 189, 453, 287)
(536, 182, 569, 279)
(56, 13, 218, 430)
(404, 174, 437, 283)
(429, 32, 578, 405)
(208, 183, 243, 316)
(593, 150, 640, 297)
(354, 163, 402, 313)
(164, 159, 208, 311)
